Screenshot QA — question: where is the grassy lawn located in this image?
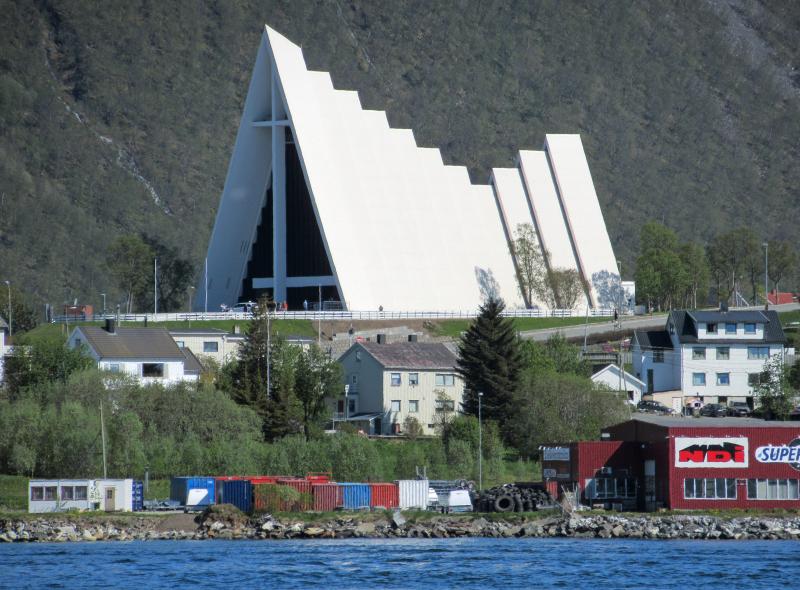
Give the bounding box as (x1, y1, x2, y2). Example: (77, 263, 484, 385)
(20, 319, 317, 344)
(780, 309, 800, 325)
(430, 316, 608, 338)
(0, 475, 29, 511)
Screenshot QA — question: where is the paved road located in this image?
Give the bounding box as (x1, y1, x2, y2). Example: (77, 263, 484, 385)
(519, 303, 800, 342)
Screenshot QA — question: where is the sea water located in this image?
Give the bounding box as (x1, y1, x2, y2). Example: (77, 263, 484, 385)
(2, 537, 797, 588)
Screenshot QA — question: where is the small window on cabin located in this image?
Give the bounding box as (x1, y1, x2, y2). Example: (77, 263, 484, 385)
(75, 486, 87, 500)
(30, 487, 44, 501)
(44, 487, 57, 501)
(175, 340, 185, 348)
(142, 363, 165, 378)
(61, 486, 74, 500)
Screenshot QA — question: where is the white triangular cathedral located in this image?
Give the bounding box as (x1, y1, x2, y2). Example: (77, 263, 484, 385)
(199, 25, 620, 312)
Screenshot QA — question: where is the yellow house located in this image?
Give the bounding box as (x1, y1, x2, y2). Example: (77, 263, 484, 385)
(335, 340, 465, 436)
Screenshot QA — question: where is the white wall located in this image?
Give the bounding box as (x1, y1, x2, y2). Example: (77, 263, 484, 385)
(591, 367, 644, 404)
(632, 343, 678, 393)
(28, 479, 95, 513)
(679, 343, 783, 400)
(172, 333, 242, 366)
(98, 359, 191, 385)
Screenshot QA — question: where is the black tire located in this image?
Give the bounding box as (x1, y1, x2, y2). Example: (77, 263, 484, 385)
(514, 496, 524, 512)
(494, 494, 514, 513)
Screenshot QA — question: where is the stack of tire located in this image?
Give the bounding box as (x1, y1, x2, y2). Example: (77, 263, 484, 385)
(474, 483, 554, 513)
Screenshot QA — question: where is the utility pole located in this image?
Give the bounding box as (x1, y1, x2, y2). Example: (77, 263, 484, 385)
(266, 301, 272, 398)
(154, 257, 158, 316)
(317, 284, 322, 345)
(763, 242, 769, 310)
(478, 392, 484, 491)
(4, 280, 11, 341)
(100, 401, 108, 479)
(204, 257, 208, 313)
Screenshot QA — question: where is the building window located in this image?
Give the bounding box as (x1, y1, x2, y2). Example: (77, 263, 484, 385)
(61, 486, 75, 500)
(747, 346, 770, 360)
(44, 486, 57, 501)
(142, 363, 165, 378)
(351, 374, 358, 385)
(725, 322, 737, 334)
(409, 400, 419, 413)
(716, 372, 730, 386)
(653, 350, 664, 363)
(348, 399, 356, 414)
(355, 351, 361, 361)
(175, 340, 185, 348)
(435, 399, 455, 413)
(391, 400, 401, 412)
(692, 372, 706, 386)
(390, 373, 401, 386)
(748, 372, 769, 387)
(716, 347, 730, 360)
(203, 341, 219, 353)
(706, 323, 717, 334)
(744, 323, 757, 334)
(30, 487, 44, 501)
(589, 477, 637, 499)
(74, 486, 87, 500)
(692, 347, 706, 360)
(748, 479, 800, 500)
(684, 478, 736, 499)
(108, 363, 120, 373)
(409, 373, 419, 386)
(435, 374, 455, 386)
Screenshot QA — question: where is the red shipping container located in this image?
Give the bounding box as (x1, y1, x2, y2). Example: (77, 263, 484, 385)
(248, 476, 283, 485)
(277, 478, 313, 511)
(306, 472, 332, 484)
(369, 483, 399, 509)
(312, 483, 343, 511)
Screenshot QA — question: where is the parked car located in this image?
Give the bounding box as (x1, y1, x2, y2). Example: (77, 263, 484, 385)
(727, 402, 751, 417)
(637, 400, 674, 415)
(699, 403, 729, 417)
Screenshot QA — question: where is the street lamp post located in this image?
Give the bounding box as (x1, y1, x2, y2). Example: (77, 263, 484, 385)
(477, 392, 483, 492)
(4, 280, 11, 341)
(763, 242, 769, 309)
(188, 286, 195, 312)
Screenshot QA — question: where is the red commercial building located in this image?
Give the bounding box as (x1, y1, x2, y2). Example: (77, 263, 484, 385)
(542, 415, 800, 511)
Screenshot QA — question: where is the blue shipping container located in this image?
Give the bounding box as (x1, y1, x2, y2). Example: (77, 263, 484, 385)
(132, 481, 144, 511)
(338, 483, 371, 510)
(170, 477, 216, 507)
(221, 480, 252, 513)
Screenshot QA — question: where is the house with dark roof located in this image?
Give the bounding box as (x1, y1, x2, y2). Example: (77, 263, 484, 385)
(336, 339, 464, 436)
(632, 309, 787, 411)
(68, 320, 201, 385)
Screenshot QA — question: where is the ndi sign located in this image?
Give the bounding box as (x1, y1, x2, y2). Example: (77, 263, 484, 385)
(674, 437, 749, 468)
(755, 439, 800, 472)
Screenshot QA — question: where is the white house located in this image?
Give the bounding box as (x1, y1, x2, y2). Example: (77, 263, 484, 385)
(335, 340, 465, 436)
(170, 327, 245, 366)
(29, 478, 142, 513)
(590, 364, 645, 404)
(632, 309, 787, 409)
(68, 320, 202, 385)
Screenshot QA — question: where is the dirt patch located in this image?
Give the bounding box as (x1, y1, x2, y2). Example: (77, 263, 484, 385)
(154, 513, 199, 532)
(320, 320, 440, 339)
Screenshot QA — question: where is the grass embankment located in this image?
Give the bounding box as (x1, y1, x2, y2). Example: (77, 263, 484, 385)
(20, 319, 317, 344)
(431, 317, 608, 338)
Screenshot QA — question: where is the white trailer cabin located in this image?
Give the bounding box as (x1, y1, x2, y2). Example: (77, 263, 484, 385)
(28, 479, 138, 513)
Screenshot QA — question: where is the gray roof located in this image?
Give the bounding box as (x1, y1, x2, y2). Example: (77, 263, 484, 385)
(181, 348, 203, 375)
(355, 342, 458, 370)
(634, 329, 673, 350)
(628, 414, 800, 429)
(670, 310, 786, 344)
(78, 326, 186, 360)
(687, 310, 771, 323)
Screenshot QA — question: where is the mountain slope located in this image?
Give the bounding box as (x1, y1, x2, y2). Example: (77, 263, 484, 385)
(1, 0, 799, 309)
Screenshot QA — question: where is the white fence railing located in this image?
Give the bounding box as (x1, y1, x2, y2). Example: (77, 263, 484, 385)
(52, 307, 616, 324)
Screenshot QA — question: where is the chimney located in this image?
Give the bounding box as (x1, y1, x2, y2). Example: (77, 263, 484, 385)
(719, 300, 729, 313)
(376, 334, 387, 344)
(408, 334, 418, 342)
(105, 319, 116, 334)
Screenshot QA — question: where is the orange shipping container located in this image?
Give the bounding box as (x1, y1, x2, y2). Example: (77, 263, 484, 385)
(369, 483, 399, 509)
(276, 478, 313, 511)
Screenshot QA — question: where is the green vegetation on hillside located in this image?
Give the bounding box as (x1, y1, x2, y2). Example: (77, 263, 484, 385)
(2, 1, 800, 308)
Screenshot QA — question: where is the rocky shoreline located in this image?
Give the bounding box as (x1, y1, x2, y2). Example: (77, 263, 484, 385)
(3, 508, 800, 543)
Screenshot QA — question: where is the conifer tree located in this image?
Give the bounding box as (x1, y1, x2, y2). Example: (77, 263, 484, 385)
(456, 297, 523, 424)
